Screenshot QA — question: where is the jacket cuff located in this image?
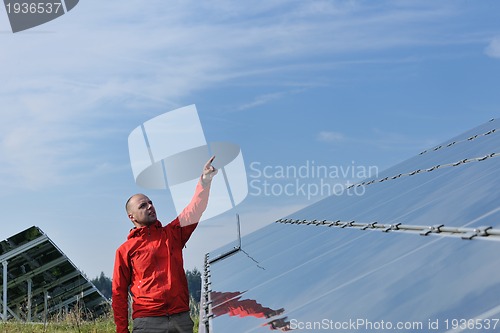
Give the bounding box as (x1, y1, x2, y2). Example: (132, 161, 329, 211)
(200, 174, 213, 188)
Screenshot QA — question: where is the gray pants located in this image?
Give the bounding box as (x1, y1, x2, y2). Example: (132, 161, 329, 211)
(132, 311, 194, 333)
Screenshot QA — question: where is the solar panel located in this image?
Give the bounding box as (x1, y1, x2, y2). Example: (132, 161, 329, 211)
(0, 226, 109, 321)
(201, 119, 500, 332)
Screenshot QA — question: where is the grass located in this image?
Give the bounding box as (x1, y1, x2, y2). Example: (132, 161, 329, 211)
(0, 314, 200, 333)
(0, 307, 116, 333)
(0, 298, 201, 332)
(0, 317, 116, 333)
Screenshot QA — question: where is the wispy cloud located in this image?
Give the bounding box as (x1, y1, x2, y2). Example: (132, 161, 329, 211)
(485, 37, 500, 59)
(237, 92, 287, 111)
(365, 128, 437, 152)
(317, 131, 345, 143)
(316, 127, 436, 153)
(0, 87, 104, 190)
(0, 0, 488, 189)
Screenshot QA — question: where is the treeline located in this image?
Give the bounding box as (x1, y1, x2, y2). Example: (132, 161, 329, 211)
(90, 268, 202, 302)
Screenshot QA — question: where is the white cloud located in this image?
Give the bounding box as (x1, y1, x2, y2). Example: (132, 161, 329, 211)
(485, 37, 500, 59)
(0, 88, 95, 189)
(237, 92, 288, 111)
(315, 127, 436, 153)
(317, 131, 345, 143)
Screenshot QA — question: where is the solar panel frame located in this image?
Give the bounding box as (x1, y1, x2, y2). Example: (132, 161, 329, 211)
(0, 226, 109, 322)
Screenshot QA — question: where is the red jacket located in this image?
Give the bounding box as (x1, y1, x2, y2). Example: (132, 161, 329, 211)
(112, 180, 210, 333)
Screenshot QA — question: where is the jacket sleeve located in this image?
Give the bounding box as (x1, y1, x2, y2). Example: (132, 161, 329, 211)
(112, 246, 131, 333)
(178, 176, 211, 227)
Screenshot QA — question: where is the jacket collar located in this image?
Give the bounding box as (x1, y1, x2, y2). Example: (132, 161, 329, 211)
(127, 220, 163, 239)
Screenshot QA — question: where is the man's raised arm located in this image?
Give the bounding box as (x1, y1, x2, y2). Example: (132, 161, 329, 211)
(178, 156, 218, 227)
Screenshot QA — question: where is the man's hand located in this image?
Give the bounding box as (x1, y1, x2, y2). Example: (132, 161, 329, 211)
(202, 155, 218, 184)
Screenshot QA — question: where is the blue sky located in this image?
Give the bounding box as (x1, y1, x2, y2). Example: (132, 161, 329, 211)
(1, 0, 500, 279)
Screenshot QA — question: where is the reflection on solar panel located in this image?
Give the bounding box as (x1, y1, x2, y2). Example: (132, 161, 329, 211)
(0, 226, 109, 321)
(201, 119, 500, 332)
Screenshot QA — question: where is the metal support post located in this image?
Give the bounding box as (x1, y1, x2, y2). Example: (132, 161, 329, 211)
(44, 290, 48, 323)
(27, 279, 32, 322)
(2, 261, 7, 321)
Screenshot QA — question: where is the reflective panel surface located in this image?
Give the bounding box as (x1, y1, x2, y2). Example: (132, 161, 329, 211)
(201, 119, 500, 332)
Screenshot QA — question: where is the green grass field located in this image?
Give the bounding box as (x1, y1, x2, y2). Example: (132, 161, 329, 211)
(0, 314, 200, 333)
(0, 318, 116, 333)
(1, 296, 201, 332)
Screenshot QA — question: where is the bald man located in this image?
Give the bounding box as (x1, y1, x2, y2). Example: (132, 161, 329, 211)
(112, 157, 218, 333)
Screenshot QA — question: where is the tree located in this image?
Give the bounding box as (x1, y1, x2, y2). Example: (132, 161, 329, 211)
(91, 272, 112, 299)
(186, 268, 202, 302)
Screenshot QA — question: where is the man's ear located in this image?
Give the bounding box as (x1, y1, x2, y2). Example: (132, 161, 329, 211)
(128, 214, 135, 222)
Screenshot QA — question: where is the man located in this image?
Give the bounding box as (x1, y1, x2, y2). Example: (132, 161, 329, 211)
(112, 156, 218, 333)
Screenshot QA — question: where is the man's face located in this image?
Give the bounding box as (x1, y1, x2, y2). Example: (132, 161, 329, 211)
(127, 194, 157, 227)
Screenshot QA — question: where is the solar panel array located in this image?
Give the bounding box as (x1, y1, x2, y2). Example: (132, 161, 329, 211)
(0, 226, 109, 321)
(201, 119, 500, 332)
